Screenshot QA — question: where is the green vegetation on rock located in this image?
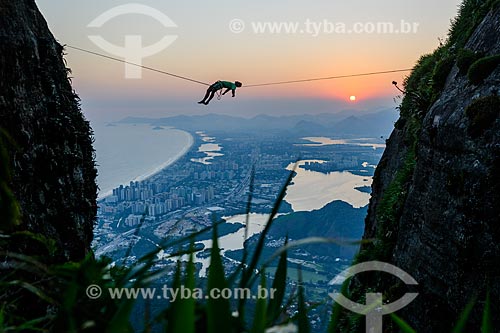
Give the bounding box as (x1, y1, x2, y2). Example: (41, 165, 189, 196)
(465, 95, 500, 137)
(331, 1, 500, 331)
(456, 49, 483, 74)
(467, 55, 500, 85)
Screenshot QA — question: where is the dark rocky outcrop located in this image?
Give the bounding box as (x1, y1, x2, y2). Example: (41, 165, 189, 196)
(387, 8, 500, 330)
(0, 0, 97, 261)
(337, 2, 500, 332)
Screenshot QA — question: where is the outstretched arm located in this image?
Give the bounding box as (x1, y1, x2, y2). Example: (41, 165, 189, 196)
(222, 88, 236, 97)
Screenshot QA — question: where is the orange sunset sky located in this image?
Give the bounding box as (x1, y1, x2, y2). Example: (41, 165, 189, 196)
(37, 0, 462, 121)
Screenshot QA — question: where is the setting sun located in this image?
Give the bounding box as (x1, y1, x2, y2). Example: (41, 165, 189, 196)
(349, 95, 357, 102)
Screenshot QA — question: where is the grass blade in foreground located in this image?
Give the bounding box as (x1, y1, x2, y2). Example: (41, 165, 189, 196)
(243, 167, 255, 265)
(207, 224, 233, 333)
(390, 313, 416, 333)
(168, 250, 196, 333)
(452, 294, 477, 333)
(251, 270, 268, 333)
(240, 164, 297, 291)
(267, 237, 288, 325)
(481, 290, 492, 333)
(297, 269, 310, 333)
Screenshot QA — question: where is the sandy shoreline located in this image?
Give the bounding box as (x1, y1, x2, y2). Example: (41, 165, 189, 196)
(97, 130, 194, 200)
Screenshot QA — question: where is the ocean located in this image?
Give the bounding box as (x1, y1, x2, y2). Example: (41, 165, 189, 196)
(92, 124, 374, 207)
(91, 122, 193, 199)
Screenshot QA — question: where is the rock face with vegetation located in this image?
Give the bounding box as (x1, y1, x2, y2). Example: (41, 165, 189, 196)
(0, 0, 97, 261)
(336, 1, 500, 332)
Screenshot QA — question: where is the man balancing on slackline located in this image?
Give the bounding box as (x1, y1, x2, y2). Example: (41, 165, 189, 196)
(198, 80, 243, 105)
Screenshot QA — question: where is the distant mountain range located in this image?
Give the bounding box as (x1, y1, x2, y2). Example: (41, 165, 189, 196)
(119, 108, 398, 137)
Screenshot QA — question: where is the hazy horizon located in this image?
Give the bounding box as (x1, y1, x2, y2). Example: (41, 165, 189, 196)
(36, 0, 462, 123)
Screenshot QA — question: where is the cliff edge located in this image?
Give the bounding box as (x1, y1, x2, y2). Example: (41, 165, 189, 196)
(0, 0, 97, 261)
(337, 1, 500, 332)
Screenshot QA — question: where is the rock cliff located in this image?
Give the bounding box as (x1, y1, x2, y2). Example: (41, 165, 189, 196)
(337, 1, 500, 332)
(0, 0, 97, 261)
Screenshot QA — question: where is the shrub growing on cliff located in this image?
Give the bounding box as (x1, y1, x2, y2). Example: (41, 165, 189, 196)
(398, 53, 437, 117)
(457, 49, 483, 74)
(432, 55, 456, 92)
(465, 95, 500, 137)
(448, 0, 500, 49)
(467, 55, 500, 85)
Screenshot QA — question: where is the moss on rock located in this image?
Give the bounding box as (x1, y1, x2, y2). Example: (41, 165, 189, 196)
(457, 49, 483, 74)
(465, 95, 500, 137)
(467, 54, 500, 85)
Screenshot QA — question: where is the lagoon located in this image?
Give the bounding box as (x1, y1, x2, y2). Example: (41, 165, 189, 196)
(285, 160, 372, 211)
